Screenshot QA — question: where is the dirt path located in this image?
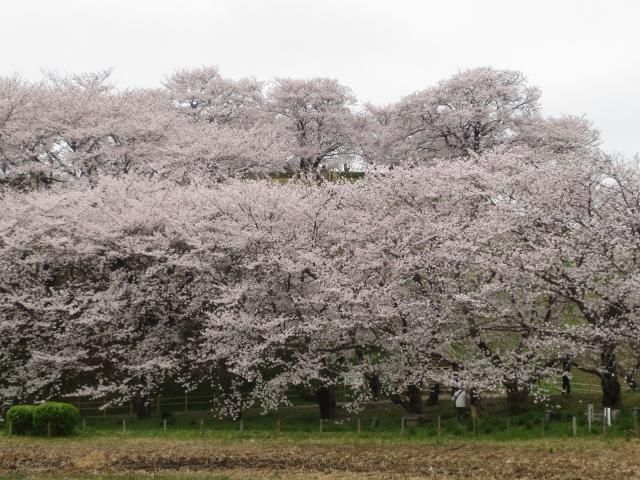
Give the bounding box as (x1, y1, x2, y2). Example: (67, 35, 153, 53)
(1, 438, 640, 479)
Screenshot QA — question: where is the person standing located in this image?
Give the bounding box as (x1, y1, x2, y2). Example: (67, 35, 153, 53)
(453, 388, 467, 423)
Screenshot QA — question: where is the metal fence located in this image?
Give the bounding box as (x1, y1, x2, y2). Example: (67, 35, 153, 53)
(65, 379, 632, 418)
(68, 392, 308, 417)
(69, 393, 222, 417)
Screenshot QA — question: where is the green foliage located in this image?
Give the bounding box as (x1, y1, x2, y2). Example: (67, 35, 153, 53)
(32, 402, 80, 436)
(6, 405, 36, 435)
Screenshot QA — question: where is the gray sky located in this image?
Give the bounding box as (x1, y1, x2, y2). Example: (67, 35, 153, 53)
(1, 0, 639, 155)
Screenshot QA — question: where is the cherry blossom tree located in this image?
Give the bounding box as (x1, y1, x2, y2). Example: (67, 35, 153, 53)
(188, 181, 367, 418)
(164, 65, 263, 128)
(516, 115, 600, 154)
(266, 78, 360, 176)
(362, 68, 541, 166)
(157, 120, 288, 184)
(345, 161, 552, 412)
(0, 71, 175, 191)
(2, 63, 638, 422)
(160, 66, 293, 184)
(475, 147, 640, 408)
(0, 75, 53, 191)
(0, 179, 217, 414)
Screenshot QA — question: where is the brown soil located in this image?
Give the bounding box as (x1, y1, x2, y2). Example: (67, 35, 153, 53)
(1, 438, 640, 479)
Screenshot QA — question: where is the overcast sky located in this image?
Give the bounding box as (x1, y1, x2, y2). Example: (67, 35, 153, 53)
(1, 0, 638, 155)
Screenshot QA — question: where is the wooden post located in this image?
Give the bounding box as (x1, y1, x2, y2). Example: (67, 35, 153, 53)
(587, 403, 593, 433)
(320, 418, 323, 433)
(8, 420, 12, 436)
(276, 418, 281, 434)
(473, 416, 477, 437)
(82, 418, 86, 431)
(184, 392, 188, 413)
(437, 415, 441, 437)
(357, 416, 361, 434)
(163, 418, 167, 433)
(47, 421, 51, 438)
(122, 418, 126, 435)
(506, 417, 511, 433)
(200, 418, 204, 436)
(572, 416, 577, 437)
(103, 405, 107, 417)
(239, 419, 244, 434)
(400, 417, 405, 435)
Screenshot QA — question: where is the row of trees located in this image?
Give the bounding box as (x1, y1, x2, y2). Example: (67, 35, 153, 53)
(0, 66, 638, 419)
(1, 66, 596, 189)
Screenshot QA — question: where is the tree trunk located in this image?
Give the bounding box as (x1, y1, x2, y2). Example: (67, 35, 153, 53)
(426, 383, 440, 406)
(405, 385, 423, 414)
(600, 346, 622, 408)
(472, 125, 481, 152)
(391, 384, 423, 414)
(316, 386, 337, 420)
(601, 373, 621, 408)
(135, 395, 152, 419)
(366, 373, 382, 400)
(505, 382, 528, 414)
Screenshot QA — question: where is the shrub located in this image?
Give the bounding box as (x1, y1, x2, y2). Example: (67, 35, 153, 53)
(6, 405, 36, 435)
(32, 402, 79, 436)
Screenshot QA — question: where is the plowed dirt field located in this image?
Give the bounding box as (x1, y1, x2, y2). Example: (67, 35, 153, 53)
(1, 438, 639, 479)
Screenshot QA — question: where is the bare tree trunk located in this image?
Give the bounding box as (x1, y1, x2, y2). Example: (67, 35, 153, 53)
(135, 395, 152, 419)
(505, 382, 528, 414)
(366, 373, 382, 400)
(472, 125, 481, 152)
(426, 383, 440, 406)
(601, 346, 622, 408)
(316, 386, 337, 420)
(391, 384, 423, 414)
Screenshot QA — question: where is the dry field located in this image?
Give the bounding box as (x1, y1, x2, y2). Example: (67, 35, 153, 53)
(1, 437, 640, 479)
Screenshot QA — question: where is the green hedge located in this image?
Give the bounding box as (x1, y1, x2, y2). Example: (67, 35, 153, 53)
(6, 405, 36, 435)
(31, 402, 80, 436)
